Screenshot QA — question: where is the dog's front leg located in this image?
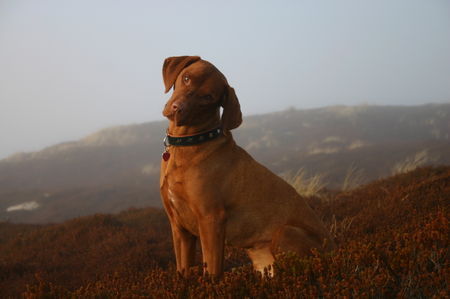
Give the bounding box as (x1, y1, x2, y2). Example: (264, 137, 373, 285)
(198, 211, 226, 277)
(170, 224, 197, 276)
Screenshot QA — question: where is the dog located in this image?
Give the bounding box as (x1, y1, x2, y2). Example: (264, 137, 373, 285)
(160, 56, 335, 277)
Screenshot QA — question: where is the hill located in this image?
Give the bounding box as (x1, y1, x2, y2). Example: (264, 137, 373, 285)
(0, 167, 448, 297)
(0, 104, 449, 223)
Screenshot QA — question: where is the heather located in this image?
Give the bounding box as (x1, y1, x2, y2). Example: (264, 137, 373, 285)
(1, 167, 448, 298)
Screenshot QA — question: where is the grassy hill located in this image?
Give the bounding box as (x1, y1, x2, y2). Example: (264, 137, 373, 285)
(0, 167, 448, 297)
(0, 104, 449, 223)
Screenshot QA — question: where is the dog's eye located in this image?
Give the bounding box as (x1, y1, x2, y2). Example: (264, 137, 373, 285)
(183, 75, 190, 84)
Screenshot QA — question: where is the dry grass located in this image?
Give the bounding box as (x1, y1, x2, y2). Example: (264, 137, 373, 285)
(282, 168, 327, 197)
(392, 149, 438, 175)
(342, 163, 366, 191)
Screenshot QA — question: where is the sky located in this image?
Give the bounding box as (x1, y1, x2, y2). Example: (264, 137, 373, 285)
(0, 0, 449, 159)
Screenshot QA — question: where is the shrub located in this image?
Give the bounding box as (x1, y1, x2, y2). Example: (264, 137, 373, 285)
(1, 167, 449, 298)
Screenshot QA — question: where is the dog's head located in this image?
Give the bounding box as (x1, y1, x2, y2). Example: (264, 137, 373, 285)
(162, 56, 242, 131)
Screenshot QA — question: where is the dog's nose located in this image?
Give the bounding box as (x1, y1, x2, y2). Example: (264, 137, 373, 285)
(171, 101, 183, 112)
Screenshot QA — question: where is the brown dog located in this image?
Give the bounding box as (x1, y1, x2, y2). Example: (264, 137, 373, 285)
(160, 56, 334, 277)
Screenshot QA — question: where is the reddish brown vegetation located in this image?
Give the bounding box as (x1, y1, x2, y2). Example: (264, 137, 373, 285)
(1, 167, 448, 298)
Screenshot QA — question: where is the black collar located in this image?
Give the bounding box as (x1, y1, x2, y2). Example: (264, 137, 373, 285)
(164, 127, 222, 147)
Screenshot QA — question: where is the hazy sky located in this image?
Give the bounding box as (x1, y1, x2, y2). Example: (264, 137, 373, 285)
(1, 0, 449, 159)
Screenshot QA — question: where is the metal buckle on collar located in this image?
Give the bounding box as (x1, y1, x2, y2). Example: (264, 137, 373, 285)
(163, 135, 169, 148)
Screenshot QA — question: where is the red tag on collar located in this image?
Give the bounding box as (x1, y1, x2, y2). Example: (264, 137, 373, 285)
(162, 151, 170, 161)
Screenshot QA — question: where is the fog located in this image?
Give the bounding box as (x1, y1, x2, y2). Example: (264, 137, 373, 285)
(1, 0, 449, 159)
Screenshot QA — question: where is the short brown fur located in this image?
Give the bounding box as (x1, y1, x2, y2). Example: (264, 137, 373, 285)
(160, 56, 335, 277)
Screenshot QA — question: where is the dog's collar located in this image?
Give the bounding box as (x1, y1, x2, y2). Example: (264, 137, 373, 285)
(164, 127, 222, 147)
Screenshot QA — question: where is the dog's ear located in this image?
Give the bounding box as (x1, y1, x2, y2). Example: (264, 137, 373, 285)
(162, 56, 201, 93)
(221, 86, 242, 132)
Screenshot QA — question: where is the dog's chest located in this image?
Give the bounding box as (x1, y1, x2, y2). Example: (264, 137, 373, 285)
(163, 168, 199, 235)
